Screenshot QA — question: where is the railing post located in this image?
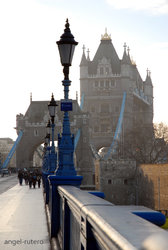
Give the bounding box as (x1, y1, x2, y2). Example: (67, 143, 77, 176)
(48, 176, 83, 239)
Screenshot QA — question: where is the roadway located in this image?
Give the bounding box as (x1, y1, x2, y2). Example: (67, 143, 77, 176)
(0, 175, 18, 194)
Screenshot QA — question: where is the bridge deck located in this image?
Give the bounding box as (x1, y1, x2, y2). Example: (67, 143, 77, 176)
(0, 182, 50, 250)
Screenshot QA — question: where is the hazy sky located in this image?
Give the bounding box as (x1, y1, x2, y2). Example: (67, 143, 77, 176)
(0, 0, 168, 140)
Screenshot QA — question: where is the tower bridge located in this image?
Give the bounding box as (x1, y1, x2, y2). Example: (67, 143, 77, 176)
(16, 99, 94, 186)
(13, 29, 154, 188)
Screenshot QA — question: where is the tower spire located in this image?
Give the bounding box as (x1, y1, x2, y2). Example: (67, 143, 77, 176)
(101, 28, 111, 40)
(122, 42, 128, 64)
(80, 44, 88, 66)
(30, 92, 32, 103)
(82, 44, 86, 54)
(87, 48, 90, 61)
(123, 42, 127, 52)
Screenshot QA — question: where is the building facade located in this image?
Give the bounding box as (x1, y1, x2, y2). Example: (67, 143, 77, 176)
(80, 31, 153, 155)
(138, 164, 168, 211)
(0, 138, 16, 169)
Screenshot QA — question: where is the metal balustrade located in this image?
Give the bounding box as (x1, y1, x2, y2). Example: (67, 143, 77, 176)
(46, 184, 168, 250)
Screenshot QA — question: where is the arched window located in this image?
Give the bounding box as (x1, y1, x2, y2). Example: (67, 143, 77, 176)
(100, 67, 104, 75)
(105, 67, 109, 75)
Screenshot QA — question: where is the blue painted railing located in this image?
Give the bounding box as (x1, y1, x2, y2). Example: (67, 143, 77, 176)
(46, 184, 167, 250)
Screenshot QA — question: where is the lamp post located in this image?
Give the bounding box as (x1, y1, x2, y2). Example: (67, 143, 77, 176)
(55, 19, 79, 176)
(48, 93, 58, 173)
(48, 19, 82, 238)
(42, 122, 51, 193)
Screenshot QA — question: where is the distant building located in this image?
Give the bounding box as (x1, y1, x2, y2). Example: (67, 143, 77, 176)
(0, 138, 16, 168)
(138, 163, 168, 211)
(95, 158, 137, 204)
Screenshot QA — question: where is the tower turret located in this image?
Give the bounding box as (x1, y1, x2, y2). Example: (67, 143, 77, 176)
(80, 45, 88, 78)
(144, 69, 153, 104)
(121, 43, 132, 78)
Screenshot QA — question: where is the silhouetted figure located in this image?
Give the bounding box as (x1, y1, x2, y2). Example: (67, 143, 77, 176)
(24, 172, 29, 185)
(32, 173, 37, 189)
(18, 170, 23, 185)
(28, 173, 33, 188)
(37, 175, 41, 188)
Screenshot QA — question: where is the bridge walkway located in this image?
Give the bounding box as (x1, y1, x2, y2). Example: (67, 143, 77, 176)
(0, 182, 50, 250)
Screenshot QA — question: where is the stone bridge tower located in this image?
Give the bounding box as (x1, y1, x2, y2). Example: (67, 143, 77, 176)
(80, 31, 153, 154)
(16, 99, 94, 187)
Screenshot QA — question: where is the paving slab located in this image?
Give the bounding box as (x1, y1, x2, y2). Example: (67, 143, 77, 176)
(0, 183, 50, 250)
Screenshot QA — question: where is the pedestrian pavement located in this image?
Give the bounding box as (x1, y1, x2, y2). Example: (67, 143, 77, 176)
(0, 181, 50, 250)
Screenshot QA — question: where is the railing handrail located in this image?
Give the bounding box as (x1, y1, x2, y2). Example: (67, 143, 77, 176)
(55, 185, 166, 250)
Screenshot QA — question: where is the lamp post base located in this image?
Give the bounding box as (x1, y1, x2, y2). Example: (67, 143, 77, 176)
(48, 175, 83, 238)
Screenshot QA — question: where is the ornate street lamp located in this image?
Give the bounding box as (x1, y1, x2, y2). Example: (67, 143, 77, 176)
(55, 19, 80, 177)
(48, 93, 58, 173)
(48, 19, 83, 238)
(46, 120, 51, 141)
(57, 18, 78, 81)
(48, 94, 57, 150)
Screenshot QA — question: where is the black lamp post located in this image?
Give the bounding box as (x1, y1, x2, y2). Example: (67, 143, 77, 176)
(48, 94, 57, 149)
(48, 19, 83, 238)
(55, 19, 79, 176)
(47, 93, 58, 173)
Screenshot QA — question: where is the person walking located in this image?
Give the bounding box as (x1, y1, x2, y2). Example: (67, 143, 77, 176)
(28, 172, 33, 188)
(32, 172, 37, 189)
(18, 170, 23, 185)
(37, 175, 41, 188)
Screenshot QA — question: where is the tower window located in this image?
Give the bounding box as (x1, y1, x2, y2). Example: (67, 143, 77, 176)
(108, 179, 111, 184)
(101, 104, 109, 112)
(95, 81, 99, 87)
(34, 129, 39, 136)
(94, 126, 99, 132)
(105, 80, 109, 88)
(100, 67, 104, 75)
(124, 179, 128, 185)
(91, 106, 95, 112)
(115, 106, 119, 113)
(111, 80, 116, 87)
(101, 124, 108, 132)
(100, 80, 104, 87)
(105, 67, 109, 75)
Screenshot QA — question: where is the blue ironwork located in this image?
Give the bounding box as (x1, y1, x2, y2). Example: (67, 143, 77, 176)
(80, 93, 84, 110)
(56, 79, 78, 176)
(132, 211, 166, 227)
(133, 88, 150, 105)
(1, 130, 23, 169)
(104, 92, 126, 160)
(49, 122, 57, 173)
(61, 99, 73, 111)
(74, 129, 80, 150)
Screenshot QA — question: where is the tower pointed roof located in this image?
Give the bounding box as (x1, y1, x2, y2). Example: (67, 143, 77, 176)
(88, 30, 120, 74)
(145, 69, 153, 85)
(121, 43, 132, 65)
(127, 46, 132, 65)
(121, 43, 128, 64)
(80, 45, 88, 66)
(87, 48, 90, 61)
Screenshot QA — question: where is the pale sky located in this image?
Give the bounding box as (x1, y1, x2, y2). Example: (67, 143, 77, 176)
(0, 0, 168, 140)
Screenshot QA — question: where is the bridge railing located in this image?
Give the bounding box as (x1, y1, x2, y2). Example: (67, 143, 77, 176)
(46, 184, 168, 250)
